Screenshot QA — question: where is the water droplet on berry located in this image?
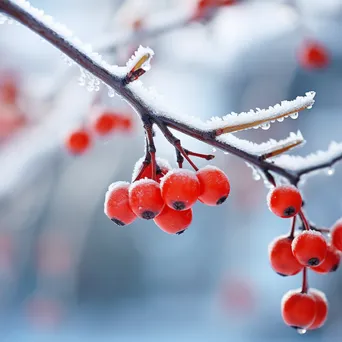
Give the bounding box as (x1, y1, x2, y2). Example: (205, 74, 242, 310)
(86, 85, 94, 92)
(290, 112, 298, 119)
(212, 148, 217, 152)
(297, 328, 307, 335)
(261, 122, 270, 130)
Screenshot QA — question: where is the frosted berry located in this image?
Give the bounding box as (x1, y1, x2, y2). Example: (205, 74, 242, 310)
(281, 289, 316, 329)
(298, 41, 329, 70)
(65, 129, 91, 155)
(292, 231, 327, 266)
(331, 219, 342, 252)
(92, 112, 117, 136)
(308, 289, 328, 330)
(268, 235, 303, 276)
(196, 166, 230, 206)
(160, 169, 200, 211)
(154, 205, 192, 234)
(129, 179, 164, 220)
(267, 185, 302, 218)
(311, 244, 340, 274)
(104, 182, 137, 226)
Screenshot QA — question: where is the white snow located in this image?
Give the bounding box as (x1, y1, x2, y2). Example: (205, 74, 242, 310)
(217, 131, 304, 156)
(159, 168, 199, 188)
(274, 141, 342, 173)
(104, 181, 130, 215)
(309, 288, 328, 305)
(291, 230, 325, 252)
(128, 178, 159, 196)
(126, 45, 154, 72)
(206, 92, 315, 132)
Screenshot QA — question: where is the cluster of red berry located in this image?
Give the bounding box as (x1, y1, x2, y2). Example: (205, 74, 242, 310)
(104, 159, 230, 234)
(65, 107, 133, 155)
(267, 185, 342, 331)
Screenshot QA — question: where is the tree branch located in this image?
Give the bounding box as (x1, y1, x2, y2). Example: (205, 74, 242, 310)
(1, 0, 341, 187)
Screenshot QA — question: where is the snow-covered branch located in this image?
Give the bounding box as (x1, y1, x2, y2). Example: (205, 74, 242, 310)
(0, 0, 341, 187)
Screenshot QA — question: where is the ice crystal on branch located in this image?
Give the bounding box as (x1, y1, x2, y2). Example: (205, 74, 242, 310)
(210, 92, 315, 134)
(274, 141, 342, 176)
(217, 131, 304, 156)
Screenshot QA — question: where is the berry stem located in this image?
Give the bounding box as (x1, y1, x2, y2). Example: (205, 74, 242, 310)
(156, 122, 199, 171)
(132, 137, 151, 182)
(184, 149, 215, 161)
(288, 216, 297, 239)
(176, 148, 184, 168)
(145, 124, 157, 181)
(298, 210, 310, 231)
(301, 267, 309, 294)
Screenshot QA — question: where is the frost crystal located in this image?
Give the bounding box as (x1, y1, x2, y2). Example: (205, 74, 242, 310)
(126, 45, 155, 72)
(217, 131, 304, 156)
(206, 92, 315, 132)
(274, 141, 342, 173)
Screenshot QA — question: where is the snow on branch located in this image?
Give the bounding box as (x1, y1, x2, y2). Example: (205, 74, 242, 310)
(212, 92, 315, 135)
(1, 0, 341, 186)
(217, 131, 304, 156)
(273, 141, 342, 177)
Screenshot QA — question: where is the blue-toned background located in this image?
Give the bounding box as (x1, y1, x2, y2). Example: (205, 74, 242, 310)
(0, 0, 342, 341)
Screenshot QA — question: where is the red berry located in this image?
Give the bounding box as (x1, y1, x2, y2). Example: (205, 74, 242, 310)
(298, 41, 329, 70)
(92, 112, 117, 136)
(308, 289, 328, 330)
(331, 219, 342, 251)
(65, 129, 91, 155)
(104, 182, 137, 226)
(292, 231, 328, 266)
(0, 77, 18, 104)
(267, 185, 302, 218)
(311, 244, 340, 274)
(160, 169, 200, 210)
(268, 235, 303, 276)
(154, 205, 192, 234)
(196, 165, 230, 206)
(118, 115, 133, 132)
(129, 179, 165, 220)
(281, 289, 316, 329)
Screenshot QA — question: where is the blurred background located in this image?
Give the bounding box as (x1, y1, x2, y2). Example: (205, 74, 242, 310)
(0, 0, 342, 341)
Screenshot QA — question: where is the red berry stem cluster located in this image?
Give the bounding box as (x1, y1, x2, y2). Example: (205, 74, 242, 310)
(65, 106, 133, 155)
(104, 123, 231, 234)
(267, 183, 342, 333)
